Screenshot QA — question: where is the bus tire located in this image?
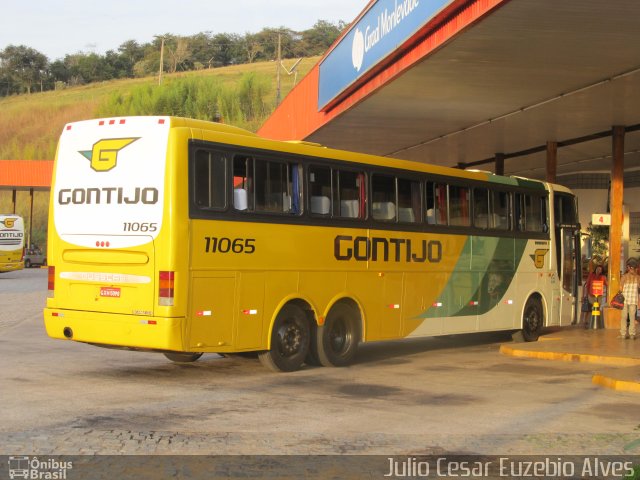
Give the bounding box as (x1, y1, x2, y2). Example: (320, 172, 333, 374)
(315, 302, 360, 367)
(259, 304, 310, 372)
(24, 259, 31, 268)
(521, 296, 543, 342)
(164, 352, 203, 363)
(306, 327, 322, 366)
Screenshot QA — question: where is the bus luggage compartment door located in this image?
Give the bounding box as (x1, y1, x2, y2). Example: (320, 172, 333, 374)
(57, 238, 156, 316)
(188, 274, 236, 349)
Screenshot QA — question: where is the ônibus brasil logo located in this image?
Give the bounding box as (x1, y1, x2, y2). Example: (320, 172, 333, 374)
(79, 137, 139, 172)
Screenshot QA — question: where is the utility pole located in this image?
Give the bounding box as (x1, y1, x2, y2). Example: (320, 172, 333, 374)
(275, 33, 281, 106)
(158, 38, 165, 85)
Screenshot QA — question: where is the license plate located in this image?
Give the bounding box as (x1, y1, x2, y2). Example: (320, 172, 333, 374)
(100, 287, 121, 298)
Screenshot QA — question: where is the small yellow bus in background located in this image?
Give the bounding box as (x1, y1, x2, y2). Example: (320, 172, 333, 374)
(0, 214, 25, 273)
(44, 116, 580, 372)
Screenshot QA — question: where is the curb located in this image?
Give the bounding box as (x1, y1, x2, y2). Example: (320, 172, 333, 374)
(592, 374, 640, 394)
(499, 344, 640, 367)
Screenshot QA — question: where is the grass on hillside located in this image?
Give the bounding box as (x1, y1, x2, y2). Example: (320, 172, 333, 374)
(0, 58, 318, 247)
(0, 57, 319, 161)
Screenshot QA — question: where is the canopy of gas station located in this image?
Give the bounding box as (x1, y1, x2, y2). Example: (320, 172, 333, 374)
(259, 0, 640, 292)
(259, 0, 640, 179)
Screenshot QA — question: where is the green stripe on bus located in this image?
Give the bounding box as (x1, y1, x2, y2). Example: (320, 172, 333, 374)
(515, 178, 546, 190)
(415, 237, 528, 319)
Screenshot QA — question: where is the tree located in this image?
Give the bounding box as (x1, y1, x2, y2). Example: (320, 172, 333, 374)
(297, 20, 345, 56)
(117, 40, 145, 77)
(243, 33, 264, 63)
(166, 37, 191, 73)
(0, 45, 49, 94)
(586, 222, 609, 261)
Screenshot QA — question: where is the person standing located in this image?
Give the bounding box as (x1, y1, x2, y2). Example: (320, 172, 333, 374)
(619, 259, 639, 340)
(582, 264, 607, 327)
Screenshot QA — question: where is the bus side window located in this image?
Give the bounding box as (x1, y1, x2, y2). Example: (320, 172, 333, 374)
(525, 195, 544, 232)
(449, 185, 470, 227)
(425, 181, 447, 225)
(233, 155, 254, 211)
(473, 188, 489, 229)
(490, 190, 510, 230)
(249, 158, 301, 214)
(372, 174, 396, 221)
(398, 178, 420, 223)
(309, 165, 331, 215)
(513, 194, 521, 231)
(335, 170, 365, 219)
(194, 150, 226, 210)
(555, 194, 577, 226)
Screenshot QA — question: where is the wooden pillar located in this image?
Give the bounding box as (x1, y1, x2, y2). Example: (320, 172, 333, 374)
(12, 189, 17, 213)
(546, 141, 557, 183)
(494, 153, 505, 176)
(609, 126, 625, 299)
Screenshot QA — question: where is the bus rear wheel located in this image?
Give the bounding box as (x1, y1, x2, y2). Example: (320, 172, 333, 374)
(313, 303, 360, 367)
(259, 304, 310, 372)
(522, 296, 543, 342)
(164, 352, 203, 363)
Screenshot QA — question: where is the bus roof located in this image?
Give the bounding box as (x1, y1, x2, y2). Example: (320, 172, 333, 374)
(72, 116, 553, 193)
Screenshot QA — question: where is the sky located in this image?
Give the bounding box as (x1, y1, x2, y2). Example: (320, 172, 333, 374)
(1, 1, 365, 61)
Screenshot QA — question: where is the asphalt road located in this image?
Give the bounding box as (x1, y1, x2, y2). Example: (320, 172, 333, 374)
(1, 268, 639, 462)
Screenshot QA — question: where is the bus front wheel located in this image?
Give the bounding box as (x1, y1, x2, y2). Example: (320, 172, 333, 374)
(521, 296, 543, 342)
(313, 302, 360, 367)
(259, 304, 310, 372)
(164, 352, 203, 363)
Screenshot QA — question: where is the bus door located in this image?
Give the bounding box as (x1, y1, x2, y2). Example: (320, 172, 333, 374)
(558, 227, 580, 325)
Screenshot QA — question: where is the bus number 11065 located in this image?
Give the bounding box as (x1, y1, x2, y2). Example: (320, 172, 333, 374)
(205, 237, 256, 254)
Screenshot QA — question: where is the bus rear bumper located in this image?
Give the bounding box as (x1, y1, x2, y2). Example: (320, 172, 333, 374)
(43, 308, 186, 352)
(0, 261, 24, 272)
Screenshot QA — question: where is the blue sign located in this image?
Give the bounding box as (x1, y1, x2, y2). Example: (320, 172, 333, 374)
(318, 0, 453, 110)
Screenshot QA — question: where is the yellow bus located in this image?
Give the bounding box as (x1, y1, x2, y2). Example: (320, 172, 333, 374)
(44, 116, 580, 372)
(0, 214, 25, 273)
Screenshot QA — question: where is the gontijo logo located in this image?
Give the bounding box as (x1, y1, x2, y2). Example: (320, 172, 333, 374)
(530, 249, 549, 269)
(79, 137, 139, 172)
(1, 217, 17, 228)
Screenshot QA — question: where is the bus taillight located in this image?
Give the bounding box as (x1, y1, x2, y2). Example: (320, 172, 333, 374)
(48, 266, 55, 296)
(159, 271, 175, 306)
